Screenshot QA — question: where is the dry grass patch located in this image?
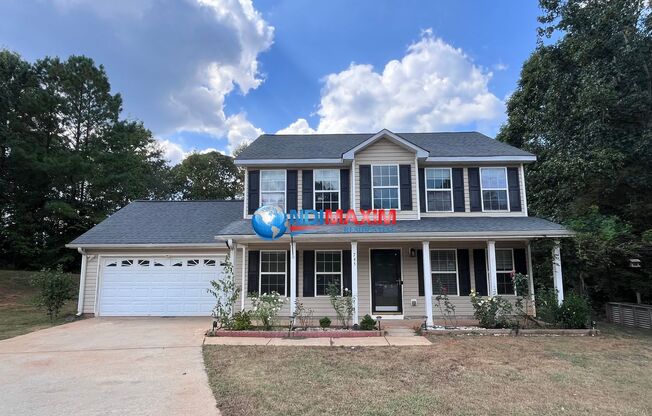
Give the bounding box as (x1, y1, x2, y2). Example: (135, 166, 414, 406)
(204, 326, 652, 416)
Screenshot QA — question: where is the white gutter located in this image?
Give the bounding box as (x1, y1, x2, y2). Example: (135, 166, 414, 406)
(234, 158, 345, 166)
(66, 243, 224, 249)
(76, 247, 87, 316)
(425, 156, 537, 163)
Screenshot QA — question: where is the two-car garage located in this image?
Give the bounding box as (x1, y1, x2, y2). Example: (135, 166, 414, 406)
(97, 256, 225, 316)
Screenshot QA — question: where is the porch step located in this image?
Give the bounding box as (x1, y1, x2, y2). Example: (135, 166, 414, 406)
(384, 328, 418, 337)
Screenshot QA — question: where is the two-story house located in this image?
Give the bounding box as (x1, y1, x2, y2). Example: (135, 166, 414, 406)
(68, 130, 571, 325)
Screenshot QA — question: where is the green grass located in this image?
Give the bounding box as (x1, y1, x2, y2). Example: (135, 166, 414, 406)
(0, 269, 79, 340)
(203, 325, 652, 416)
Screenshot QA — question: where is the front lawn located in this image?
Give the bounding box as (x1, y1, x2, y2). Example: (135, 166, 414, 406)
(203, 324, 652, 416)
(0, 269, 79, 340)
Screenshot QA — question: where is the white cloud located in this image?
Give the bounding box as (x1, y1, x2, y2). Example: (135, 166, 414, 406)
(493, 62, 508, 71)
(276, 118, 316, 134)
(46, 0, 273, 153)
(158, 139, 187, 165)
(280, 30, 504, 135)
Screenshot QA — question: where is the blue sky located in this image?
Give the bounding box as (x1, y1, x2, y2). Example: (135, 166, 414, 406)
(0, 0, 542, 163)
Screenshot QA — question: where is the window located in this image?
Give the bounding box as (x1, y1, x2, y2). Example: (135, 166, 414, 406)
(154, 261, 165, 267)
(425, 168, 453, 212)
(121, 260, 133, 267)
(430, 250, 459, 295)
(187, 259, 200, 267)
(314, 169, 340, 211)
(372, 165, 399, 209)
(315, 251, 342, 296)
(106, 261, 117, 267)
(495, 249, 515, 295)
(480, 168, 509, 211)
(204, 259, 216, 267)
(138, 259, 150, 267)
(260, 170, 286, 210)
(260, 251, 286, 296)
(172, 260, 183, 267)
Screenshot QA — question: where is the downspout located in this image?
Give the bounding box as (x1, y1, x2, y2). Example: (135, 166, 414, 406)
(76, 247, 87, 316)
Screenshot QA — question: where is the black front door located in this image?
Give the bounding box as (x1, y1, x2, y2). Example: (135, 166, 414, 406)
(371, 249, 402, 313)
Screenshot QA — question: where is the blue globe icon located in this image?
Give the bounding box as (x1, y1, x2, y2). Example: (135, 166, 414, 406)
(252, 205, 287, 240)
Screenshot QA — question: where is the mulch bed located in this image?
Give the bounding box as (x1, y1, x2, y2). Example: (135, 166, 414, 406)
(207, 329, 383, 338)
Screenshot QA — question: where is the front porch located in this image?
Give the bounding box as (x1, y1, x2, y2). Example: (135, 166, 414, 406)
(228, 237, 567, 326)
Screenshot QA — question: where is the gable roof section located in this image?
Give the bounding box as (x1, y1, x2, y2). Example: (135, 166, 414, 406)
(342, 129, 429, 159)
(235, 131, 535, 164)
(67, 200, 243, 247)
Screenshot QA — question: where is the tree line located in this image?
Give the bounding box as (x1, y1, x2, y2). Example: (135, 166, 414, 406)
(0, 51, 244, 270)
(498, 0, 652, 305)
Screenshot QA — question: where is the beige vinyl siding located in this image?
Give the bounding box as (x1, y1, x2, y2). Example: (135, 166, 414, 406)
(354, 139, 418, 220)
(82, 255, 99, 314)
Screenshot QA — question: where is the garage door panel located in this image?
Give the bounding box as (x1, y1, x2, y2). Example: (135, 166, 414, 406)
(99, 256, 224, 316)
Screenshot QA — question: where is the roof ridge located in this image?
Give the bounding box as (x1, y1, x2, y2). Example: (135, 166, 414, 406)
(132, 199, 244, 203)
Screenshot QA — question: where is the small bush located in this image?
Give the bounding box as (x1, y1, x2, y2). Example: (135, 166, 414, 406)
(230, 311, 253, 330)
(536, 287, 560, 325)
(319, 316, 331, 328)
(359, 314, 377, 330)
(558, 293, 591, 329)
(249, 291, 285, 330)
(470, 290, 514, 328)
(30, 266, 76, 321)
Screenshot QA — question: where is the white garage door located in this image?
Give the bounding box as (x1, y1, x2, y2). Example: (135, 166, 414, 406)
(98, 256, 225, 316)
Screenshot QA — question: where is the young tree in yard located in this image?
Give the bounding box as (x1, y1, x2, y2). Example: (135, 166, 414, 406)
(497, 0, 652, 304)
(30, 266, 76, 321)
(171, 151, 241, 200)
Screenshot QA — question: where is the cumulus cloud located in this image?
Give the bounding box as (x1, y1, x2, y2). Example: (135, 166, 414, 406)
(158, 139, 187, 165)
(25, 0, 273, 154)
(276, 118, 316, 134)
(280, 30, 504, 134)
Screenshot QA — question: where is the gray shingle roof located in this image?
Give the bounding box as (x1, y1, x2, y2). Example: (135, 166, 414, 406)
(218, 216, 569, 236)
(235, 132, 534, 160)
(69, 200, 244, 246)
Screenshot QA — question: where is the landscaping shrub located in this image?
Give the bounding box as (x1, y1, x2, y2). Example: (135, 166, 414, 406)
(470, 290, 514, 328)
(207, 254, 240, 329)
(327, 283, 354, 328)
(230, 311, 253, 330)
(30, 266, 76, 321)
(359, 314, 377, 330)
(558, 293, 591, 329)
(319, 316, 331, 328)
(249, 292, 284, 330)
(294, 300, 314, 328)
(535, 287, 561, 325)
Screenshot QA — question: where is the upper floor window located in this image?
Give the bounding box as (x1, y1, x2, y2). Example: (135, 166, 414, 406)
(495, 249, 515, 295)
(431, 249, 459, 295)
(315, 250, 342, 296)
(425, 168, 452, 212)
(260, 170, 286, 210)
(260, 250, 286, 296)
(314, 169, 340, 211)
(372, 165, 399, 209)
(480, 168, 509, 211)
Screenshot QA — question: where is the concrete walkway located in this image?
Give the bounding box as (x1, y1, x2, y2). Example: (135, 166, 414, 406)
(204, 335, 432, 346)
(0, 318, 219, 416)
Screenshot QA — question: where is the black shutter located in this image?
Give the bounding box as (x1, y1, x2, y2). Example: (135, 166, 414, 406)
(342, 250, 352, 292)
(303, 250, 315, 297)
(507, 167, 522, 212)
(359, 165, 372, 210)
(247, 250, 259, 295)
(340, 169, 350, 211)
(302, 170, 313, 210)
(247, 170, 259, 215)
(286, 250, 291, 297)
(286, 170, 298, 211)
(468, 168, 482, 212)
(452, 168, 465, 212)
(399, 164, 412, 210)
(417, 249, 425, 296)
(473, 249, 487, 296)
(418, 168, 426, 212)
(457, 249, 471, 296)
(514, 248, 527, 275)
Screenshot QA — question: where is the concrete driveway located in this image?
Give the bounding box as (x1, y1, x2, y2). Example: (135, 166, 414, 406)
(0, 318, 219, 416)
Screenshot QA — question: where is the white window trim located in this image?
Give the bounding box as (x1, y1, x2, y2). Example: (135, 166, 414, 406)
(259, 169, 287, 211)
(430, 249, 460, 296)
(259, 250, 287, 297)
(425, 167, 454, 212)
(371, 164, 401, 211)
(313, 169, 341, 211)
(495, 248, 517, 295)
(314, 250, 343, 297)
(480, 167, 510, 212)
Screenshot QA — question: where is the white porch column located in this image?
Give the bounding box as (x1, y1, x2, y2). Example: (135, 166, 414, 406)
(422, 241, 434, 327)
(290, 240, 297, 315)
(229, 241, 237, 316)
(487, 240, 498, 296)
(351, 241, 359, 325)
(552, 240, 564, 305)
(240, 245, 246, 311)
(527, 242, 536, 315)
